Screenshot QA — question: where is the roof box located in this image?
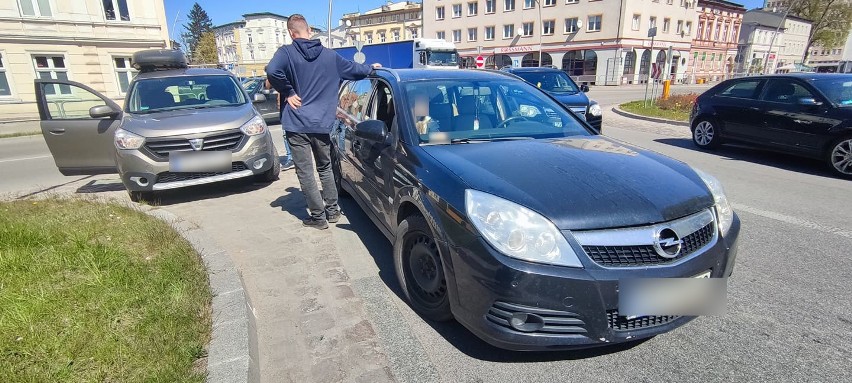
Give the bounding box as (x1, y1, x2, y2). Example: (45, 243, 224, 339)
(132, 49, 188, 72)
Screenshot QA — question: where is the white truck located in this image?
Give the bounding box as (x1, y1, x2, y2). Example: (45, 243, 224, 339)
(334, 38, 460, 69)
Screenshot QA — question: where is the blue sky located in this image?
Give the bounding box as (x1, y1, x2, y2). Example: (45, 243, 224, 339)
(164, 0, 767, 42)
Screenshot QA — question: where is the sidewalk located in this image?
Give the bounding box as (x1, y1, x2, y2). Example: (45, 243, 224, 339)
(0, 120, 40, 136)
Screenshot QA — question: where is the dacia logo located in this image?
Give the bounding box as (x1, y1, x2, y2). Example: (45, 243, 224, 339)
(189, 138, 204, 151)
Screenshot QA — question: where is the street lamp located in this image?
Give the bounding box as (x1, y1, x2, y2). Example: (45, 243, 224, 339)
(515, 1, 544, 67)
(764, 6, 794, 74)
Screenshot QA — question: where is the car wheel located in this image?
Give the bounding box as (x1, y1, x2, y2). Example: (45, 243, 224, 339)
(692, 118, 722, 149)
(255, 157, 280, 183)
(128, 190, 155, 203)
(827, 136, 852, 179)
(394, 214, 453, 322)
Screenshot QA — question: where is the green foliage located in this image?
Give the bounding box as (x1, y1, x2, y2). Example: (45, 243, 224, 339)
(0, 199, 211, 382)
(194, 32, 218, 65)
(182, 3, 213, 62)
(789, 0, 852, 61)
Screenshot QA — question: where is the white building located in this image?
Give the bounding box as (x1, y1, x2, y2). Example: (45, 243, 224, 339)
(735, 9, 811, 74)
(0, 0, 169, 119)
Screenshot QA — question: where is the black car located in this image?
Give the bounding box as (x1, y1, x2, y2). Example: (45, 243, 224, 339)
(242, 76, 280, 124)
(501, 66, 602, 131)
(690, 73, 852, 178)
(332, 68, 740, 351)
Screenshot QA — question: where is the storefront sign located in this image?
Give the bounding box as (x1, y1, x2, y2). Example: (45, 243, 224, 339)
(494, 45, 541, 54)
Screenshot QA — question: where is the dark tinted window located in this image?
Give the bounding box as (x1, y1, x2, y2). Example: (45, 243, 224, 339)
(717, 80, 761, 99)
(513, 71, 579, 93)
(341, 79, 373, 121)
(810, 76, 852, 106)
(760, 80, 815, 104)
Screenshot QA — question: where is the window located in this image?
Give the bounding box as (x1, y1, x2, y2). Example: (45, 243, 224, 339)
(379, 32, 386, 42)
(392, 29, 400, 41)
(566, 0, 579, 3)
(453, 4, 462, 18)
(366, 33, 373, 44)
(436, 6, 445, 20)
(588, 15, 602, 32)
(505, 0, 516, 12)
(649, 17, 657, 30)
(468, 2, 478, 16)
(34, 55, 70, 95)
(543, 20, 555, 35)
(503, 24, 514, 38)
(686, 21, 692, 35)
(718, 79, 761, 99)
(544, 0, 556, 5)
(524, 0, 535, 8)
(485, 26, 495, 40)
(412, 29, 419, 38)
(436, 31, 445, 40)
(468, 28, 478, 41)
(522, 22, 534, 37)
(565, 18, 579, 33)
(761, 80, 815, 104)
(706, 22, 713, 40)
(663, 18, 670, 33)
(486, 0, 496, 13)
(102, 0, 130, 21)
(632, 15, 640, 31)
(697, 21, 704, 39)
(722, 24, 728, 42)
(18, 0, 52, 17)
(341, 79, 373, 121)
(114, 57, 135, 94)
(0, 53, 11, 97)
(676, 20, 683, 34)
(453, 29, 462, 43)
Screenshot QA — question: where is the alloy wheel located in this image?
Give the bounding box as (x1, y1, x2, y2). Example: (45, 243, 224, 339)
(830, 138, 852, 175)
(694, 121, 715, 146)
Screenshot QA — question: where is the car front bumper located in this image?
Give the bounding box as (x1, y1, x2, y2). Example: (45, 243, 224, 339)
(439, 210, 740, 351)
(586, 114, 602, 132)
(116, 132, 276, 192)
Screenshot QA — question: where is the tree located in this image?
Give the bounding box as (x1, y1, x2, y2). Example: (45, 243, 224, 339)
(182, 3, 213, 61)
(194, 32, 218, 64)
(787, 0, 852, 63)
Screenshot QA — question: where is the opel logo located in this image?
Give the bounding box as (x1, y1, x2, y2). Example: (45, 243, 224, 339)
(189, 138, 204, 151)
(653, 227, 683, 259)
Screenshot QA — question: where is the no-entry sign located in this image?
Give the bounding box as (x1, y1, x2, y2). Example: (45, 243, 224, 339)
(475, 55, 485, 68)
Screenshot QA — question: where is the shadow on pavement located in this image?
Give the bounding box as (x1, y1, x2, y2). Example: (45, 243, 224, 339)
(654, 138, 837, 179)
(76, 179, 126, 193)
(269, 186, 309, 221)
(145, 178, 276, 206)
(15, 175, 95, 199)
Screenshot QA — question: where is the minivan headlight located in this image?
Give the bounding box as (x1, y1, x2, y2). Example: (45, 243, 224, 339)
(588, 102, 602, 117)
(240, 115, 267, 136)
(693, 168, 734, 234)
(465, 189, 583, 268)
(114, 128, 145, 150)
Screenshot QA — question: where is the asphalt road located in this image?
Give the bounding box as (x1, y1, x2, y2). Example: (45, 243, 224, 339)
(2, 102, 850, 382)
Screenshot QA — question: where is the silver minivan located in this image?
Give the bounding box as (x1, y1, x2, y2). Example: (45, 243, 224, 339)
(35, 50, 279, 201)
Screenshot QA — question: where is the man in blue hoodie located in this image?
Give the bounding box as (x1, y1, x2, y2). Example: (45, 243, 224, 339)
(266, 14, 379, 230)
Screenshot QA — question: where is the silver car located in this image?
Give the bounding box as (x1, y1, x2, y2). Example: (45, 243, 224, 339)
(35, 50, 279, 201)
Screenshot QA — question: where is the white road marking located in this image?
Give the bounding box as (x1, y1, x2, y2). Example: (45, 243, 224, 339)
(0, 155, 51, 163)
(732, 203, 852, 240)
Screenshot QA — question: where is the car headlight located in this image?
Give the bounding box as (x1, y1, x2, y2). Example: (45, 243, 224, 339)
(588, 102, 602, 117)
(693, 168, 734, 234)
(114, 128, 145, 150)
(465, 189, 583, 268)
(240, 115, 267, 136)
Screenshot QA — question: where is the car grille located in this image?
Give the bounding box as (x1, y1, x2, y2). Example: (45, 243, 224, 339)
(607, 309, 680, 331)
(582, 222, 715, 267)
(486, 301, 587, 334)
(568, 106, 587, 116)
(144, 130, 245, 157)
(156, 162, 247, 184)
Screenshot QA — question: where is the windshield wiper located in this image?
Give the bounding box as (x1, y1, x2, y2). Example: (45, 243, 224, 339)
(450, 137, 535, 144)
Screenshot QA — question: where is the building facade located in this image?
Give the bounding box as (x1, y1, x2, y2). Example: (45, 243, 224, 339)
(735, 9, 811, 74)
(340, 1, 423, 47)
(0, 0, 169, 118)
(213, 13, 323, 77)
(763, 0, 851, 72)
(687, 0, 745, 83)
(423, 0, 699, 85)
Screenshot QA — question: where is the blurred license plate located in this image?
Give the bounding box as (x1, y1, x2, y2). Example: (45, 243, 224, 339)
(619, 271, 726, 317)
(169, 151, 231, 172)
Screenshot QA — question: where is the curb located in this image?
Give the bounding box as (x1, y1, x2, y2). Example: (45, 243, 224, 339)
(612, 106, 690, 127)
(143, 207, 259, 383)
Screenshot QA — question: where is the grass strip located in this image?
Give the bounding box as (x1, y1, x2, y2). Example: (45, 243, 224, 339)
(0, 198, 211, 382)
(620, 100, 691, 122)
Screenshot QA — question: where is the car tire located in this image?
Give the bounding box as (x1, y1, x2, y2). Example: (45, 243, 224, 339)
(692, 118, 722, 149)
(255, 157, 280, 183)
(827, 136, 852, 179)
(394, 214, 453, 322)
(128, 190, 155, 203)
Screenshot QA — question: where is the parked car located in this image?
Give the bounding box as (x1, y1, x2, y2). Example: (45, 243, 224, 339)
(35, 49, 280, 202)
(501, 66, 602, 131)
(332, 68, 740, 350)
(690, 73, 852, 178)
(242, 76, 281, 124)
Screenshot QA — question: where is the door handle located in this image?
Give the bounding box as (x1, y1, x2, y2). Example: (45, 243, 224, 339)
(793, 119, 812, 125)
(748, 107, 761, 111)
(49, 128, 66, 134)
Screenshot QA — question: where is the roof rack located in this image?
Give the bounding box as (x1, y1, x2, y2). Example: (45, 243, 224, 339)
(132, 49, 188, 72)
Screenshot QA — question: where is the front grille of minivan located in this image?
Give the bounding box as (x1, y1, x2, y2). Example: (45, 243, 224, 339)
(582, 222, 716, 267)
(606, 309, 680, 331)
(144, 130, 245, 158)
(155, 162, 247, 184)
(486, 301, 587, 335)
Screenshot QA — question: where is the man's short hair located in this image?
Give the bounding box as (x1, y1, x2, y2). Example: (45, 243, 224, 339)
(287, 14, 309, 32)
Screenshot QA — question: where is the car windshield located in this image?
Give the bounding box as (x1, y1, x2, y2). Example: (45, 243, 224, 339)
(127, 75, 246, 113)
(514, 71, 580, 93)
(427, 51, 458, 67)
(810, 76, 852, 106)
(404, 79, 591, 145)
(242, 78, 263, 93)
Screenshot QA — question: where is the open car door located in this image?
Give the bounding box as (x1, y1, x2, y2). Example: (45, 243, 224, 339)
(34, 79, 122, 175)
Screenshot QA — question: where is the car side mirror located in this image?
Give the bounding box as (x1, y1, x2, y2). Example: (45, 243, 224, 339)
(252, 93, 267, 103)
(89, 105, 119, 119)
(580, 84, 590, 93)
(797, 97, 822, 107)
(354, 119, 388, 142)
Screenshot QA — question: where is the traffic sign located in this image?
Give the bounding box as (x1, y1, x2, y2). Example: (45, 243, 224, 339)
(475, 55, 485, 68)
(353, 52, 366, 64)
